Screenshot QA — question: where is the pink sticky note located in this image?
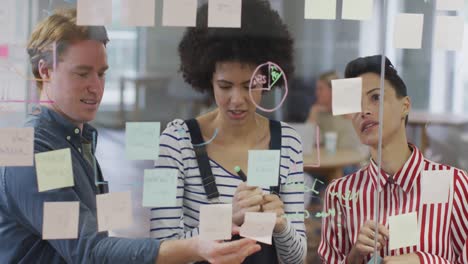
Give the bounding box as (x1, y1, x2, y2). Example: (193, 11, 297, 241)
(199, 204, 232, 240)
(240, 212, 276, 244)
(0, 127, 34, 166)
(43, 202, 79, 240)
(96, 192, 133, 232)
(0, 45, 8, 58)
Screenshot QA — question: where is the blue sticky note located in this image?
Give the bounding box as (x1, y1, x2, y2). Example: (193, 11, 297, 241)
(125, 122, 160, 160)
(247, 150, 281, 188)
(142, 169, 178, 207)
(367, 255, 383, 264)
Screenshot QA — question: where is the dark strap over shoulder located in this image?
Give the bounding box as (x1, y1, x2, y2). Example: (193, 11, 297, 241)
(269, 119, 282, 195)
(185, 119, 220, 200)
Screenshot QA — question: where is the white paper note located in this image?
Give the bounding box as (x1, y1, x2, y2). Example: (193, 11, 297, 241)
(393, 13, 424, 49)
(0, 127, 34, 166)
(436, 0, 464, 11)
(389, 212, 419, 250)
(247, 150, 281, 188)
(342, 0, 373, 20)
(208, 0, 242, 28)
(304, 0, 337, 20)
(421, 170, 452, 204)
(434, 16, 464, 51)
(240, 212, 276, 244)
(43, 202, 79, 240)
(162, 0, 197, 27)
(121, 0, 155, 27)
(199, 204, 232, 240)
(77, 0, 112, 26)
(332, 77, 362, 116)
(96, 192, 133, 232)
(35, 148, 74, 192)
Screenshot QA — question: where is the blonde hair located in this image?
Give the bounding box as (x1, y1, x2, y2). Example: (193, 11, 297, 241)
(318, 71, 340, 88)
(27, 9, 109, 90)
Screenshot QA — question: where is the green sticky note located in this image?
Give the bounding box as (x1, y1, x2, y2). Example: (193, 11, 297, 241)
(247, 150, 281, 188)
(35, 148, 74, 192)
(125, 122, 160, 160)
(142, 169, 178, 207)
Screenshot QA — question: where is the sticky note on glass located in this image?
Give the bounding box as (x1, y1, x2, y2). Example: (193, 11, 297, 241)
(35, 148, 74, 192)
(421, 170, 452, 204)
(434, 16, 464, 51)
(162, 0, 197, 27)
(0, 44, 8, 58)
(142, 169, 178, 207)
(389, 212, 418, 250)
(342, 0, 373, 20)
(43, 202, 79, 240)
(0, 127, 34, 166)
(393, 13, 424, 49)
(304, 0, 337, 20)
(77, 0, 112, 26)
(125, 122, 160, 160)
(436, 0, 464, 11)
(332, 77, 362, 116)
(97, 191, 133, 232)
(367, 255, 383, 264)
(121, 0, 155, 26)
(240, 212, 276, 245)
(247, 150, 281, 188)
(199, 204, 232, 240)
(208, 0, 242, 28)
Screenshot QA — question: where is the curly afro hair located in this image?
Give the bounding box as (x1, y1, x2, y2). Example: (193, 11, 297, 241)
(178, 0, 294, 95)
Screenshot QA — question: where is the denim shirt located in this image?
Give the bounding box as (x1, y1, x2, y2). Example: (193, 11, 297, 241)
(0, 107, 160, 264)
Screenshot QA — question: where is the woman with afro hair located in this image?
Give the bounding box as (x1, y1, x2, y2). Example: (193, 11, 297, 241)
(150, 1, 306, 263)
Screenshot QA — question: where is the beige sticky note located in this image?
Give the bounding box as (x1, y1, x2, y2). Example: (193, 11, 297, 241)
(121, 0, 155, 26)
(77, 0, 112, 26)
(35, 148, 74, 192)
(434, 16, 464, 51)
(240, 212, 276, 245)
(96, 191, 133, 232)
(199, 204, 232, 240)
(389, 212, 419, 250)
(304, 0, 337, 20)
(162, 0, 197, 27)
(43, 202, 79, 240)
(342, 0, 373, 20)
(0, 127, 33, 166)
(436, 0, 464, 11)
(208, 0, 242, 28)
(393, 13, 424, 49)
(332, 77, 362, 116)
(421, 170, 452, 204)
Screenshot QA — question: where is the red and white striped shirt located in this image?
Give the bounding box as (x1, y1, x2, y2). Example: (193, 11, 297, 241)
(318, 144, 468, 264)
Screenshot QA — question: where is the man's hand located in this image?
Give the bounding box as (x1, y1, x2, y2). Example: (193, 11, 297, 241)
(232, 183, 263, 226)
(195, 237, 261, 264)
(261, 194, 286, 233)
(382, 253, 420, 264)
(348, 220, 389, 264)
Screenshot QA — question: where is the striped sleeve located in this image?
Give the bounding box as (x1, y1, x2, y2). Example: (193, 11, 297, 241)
(273, 124, 307, 264)
(417, 169, 468, 264)
(318, 178, 351, 264)
(150, 120, 198, 240)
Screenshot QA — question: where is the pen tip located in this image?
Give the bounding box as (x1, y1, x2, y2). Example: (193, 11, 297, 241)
(234, 166, 240, 173)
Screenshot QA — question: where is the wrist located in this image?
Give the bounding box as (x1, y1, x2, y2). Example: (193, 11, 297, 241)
(347, 247, 363, 264)
(186, 237, 204, 262)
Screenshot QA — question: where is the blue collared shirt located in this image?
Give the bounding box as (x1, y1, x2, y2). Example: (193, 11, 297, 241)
(0, 107, 160, 264)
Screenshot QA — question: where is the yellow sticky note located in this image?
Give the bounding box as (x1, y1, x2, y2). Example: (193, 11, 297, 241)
(240, 212, 276, 245)
(96, 191, 133, 232)
(393, 13, 424, 49)
(434, 16, 464, 51)
(342, 0, 373, 20)
(247, 150, 281, 188)
(199, 204, 232, 240)
(389, 212, 419, 250)
(332, 77, 362, 116)
(125, 122, 160, 160)
(142, 169, 178, 207)
(0, 127, 34, 166)
(304, 0, 337, 20)
(77, 0, 112, 26)
(43, 202, 79, 240)
(35, 148, 74, 192)
(162, 0, 197, 27)
(121, 0, 155, 27)
(208, 0, 242, 28)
